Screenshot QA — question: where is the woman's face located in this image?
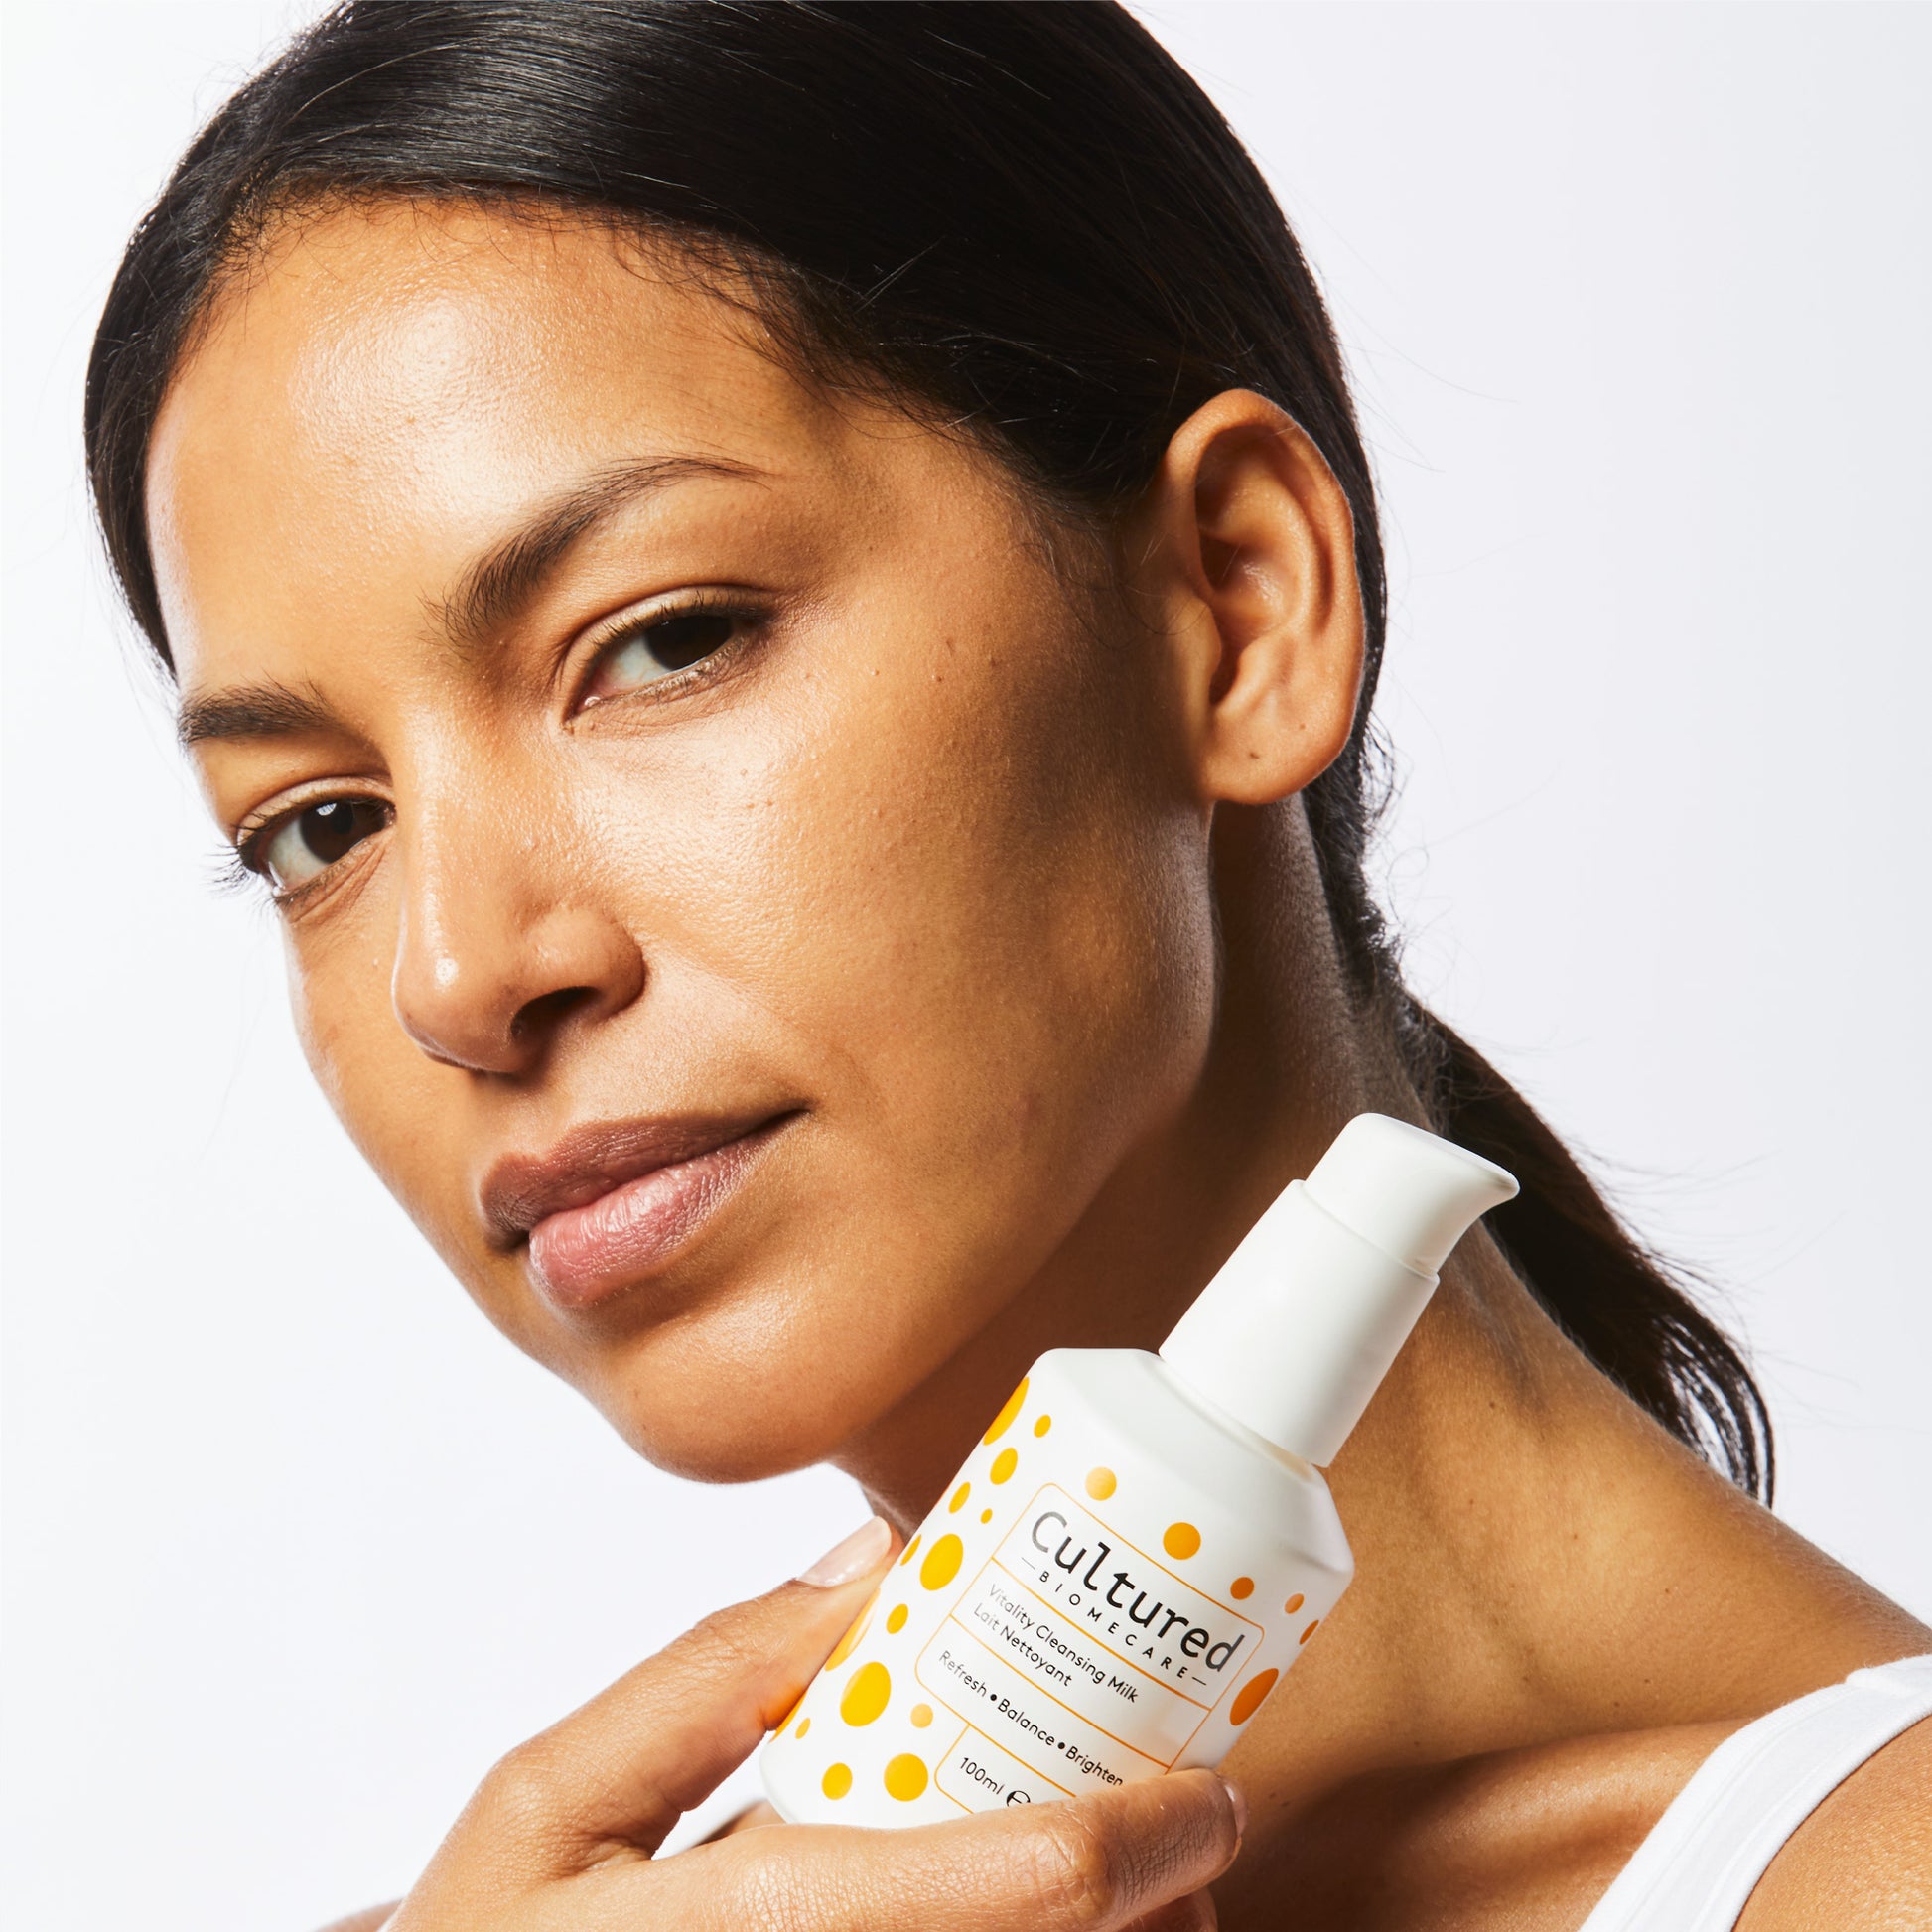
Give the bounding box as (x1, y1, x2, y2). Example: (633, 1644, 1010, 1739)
(147, 205, 1219, 1479)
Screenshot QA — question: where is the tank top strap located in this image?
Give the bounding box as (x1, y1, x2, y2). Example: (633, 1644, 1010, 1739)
(1580, 1653, 1932, 1931)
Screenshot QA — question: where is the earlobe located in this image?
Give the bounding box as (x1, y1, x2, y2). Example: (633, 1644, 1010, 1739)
(1138, 389, 1366, 808)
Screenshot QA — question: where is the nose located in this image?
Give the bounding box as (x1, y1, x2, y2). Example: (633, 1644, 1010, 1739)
(390, 800, 646, 1076)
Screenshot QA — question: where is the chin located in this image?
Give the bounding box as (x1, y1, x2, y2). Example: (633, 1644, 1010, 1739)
(567, 1310, 898, 1486)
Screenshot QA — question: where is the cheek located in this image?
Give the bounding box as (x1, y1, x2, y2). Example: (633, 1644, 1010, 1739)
(280, 897, 484, 1275)
(609, 590, 1217, 1295)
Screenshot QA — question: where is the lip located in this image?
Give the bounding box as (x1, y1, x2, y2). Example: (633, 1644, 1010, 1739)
(482, 1109, 796, 1310)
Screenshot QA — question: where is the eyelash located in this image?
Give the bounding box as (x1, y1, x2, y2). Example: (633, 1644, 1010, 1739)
(570, 587, 770, 715)
(222, 798, 391, 913)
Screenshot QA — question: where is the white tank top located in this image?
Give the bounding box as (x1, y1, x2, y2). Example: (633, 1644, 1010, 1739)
(1579, 1653, 1932, 1930)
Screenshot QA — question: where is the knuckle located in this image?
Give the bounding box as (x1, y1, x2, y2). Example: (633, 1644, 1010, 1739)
(685, 1603, 774, 1683)
(1033, 1806, 1132, 1927)
(708, 1836, 824, 1932)
(475, 1735, 566, 1831)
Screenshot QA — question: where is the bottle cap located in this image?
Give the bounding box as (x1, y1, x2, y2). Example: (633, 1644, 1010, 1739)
(1159, 1114, 1518, 1465)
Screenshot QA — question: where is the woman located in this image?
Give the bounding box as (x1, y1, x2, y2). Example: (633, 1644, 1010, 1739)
(85, 3, 1928, 1927)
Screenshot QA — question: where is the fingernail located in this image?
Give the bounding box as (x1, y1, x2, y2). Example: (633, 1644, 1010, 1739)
(1220, 1776, 1248, 1841)
(798, 1515, 893, 1587)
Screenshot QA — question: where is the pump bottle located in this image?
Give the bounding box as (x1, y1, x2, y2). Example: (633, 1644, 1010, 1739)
(760, 1113, 1517, 1826)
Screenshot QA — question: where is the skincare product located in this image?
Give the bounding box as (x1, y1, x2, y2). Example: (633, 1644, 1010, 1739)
(760, 1113, 1517, 1826)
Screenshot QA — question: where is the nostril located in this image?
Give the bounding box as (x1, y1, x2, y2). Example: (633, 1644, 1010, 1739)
(509, 984, 599, 1044)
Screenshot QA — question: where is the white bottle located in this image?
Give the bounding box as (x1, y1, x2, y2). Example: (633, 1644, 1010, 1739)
(760, 1114, 1518, 1827)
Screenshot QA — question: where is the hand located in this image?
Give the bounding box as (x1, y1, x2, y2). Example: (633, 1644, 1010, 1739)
(384, 1516, 1246, 1931)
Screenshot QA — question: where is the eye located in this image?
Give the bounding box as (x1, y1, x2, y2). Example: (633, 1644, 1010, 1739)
(578, 601, 754, 709)
(247, 797, 392, 895)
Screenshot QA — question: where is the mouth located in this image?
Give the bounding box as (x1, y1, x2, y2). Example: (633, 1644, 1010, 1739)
(482, 1109, 799, 1310)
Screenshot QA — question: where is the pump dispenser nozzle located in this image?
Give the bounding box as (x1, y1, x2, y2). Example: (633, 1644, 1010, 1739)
(1160, 1114, 1518, 1466)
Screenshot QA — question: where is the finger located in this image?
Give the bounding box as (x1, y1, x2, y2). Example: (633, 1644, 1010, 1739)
(1120, 1891, 1219, 1932)
(645, 1766, 1244, 1932)
(469, 1516, 897, 1864)
(697, 1798, 783, 1842)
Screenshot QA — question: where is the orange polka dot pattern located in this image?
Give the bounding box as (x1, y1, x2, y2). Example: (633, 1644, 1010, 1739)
(982, 1379, 1029, 1445)
(919, 1534, 964, 1590)
(1229, 1669, 1279, 1726)
(840, 1661, 892, 1725)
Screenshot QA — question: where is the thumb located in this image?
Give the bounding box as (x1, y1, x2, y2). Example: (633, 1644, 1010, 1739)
(471, 1515, 897, 1865)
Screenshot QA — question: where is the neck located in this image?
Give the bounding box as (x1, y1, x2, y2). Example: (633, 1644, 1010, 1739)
(834, 795, 1393, 1521)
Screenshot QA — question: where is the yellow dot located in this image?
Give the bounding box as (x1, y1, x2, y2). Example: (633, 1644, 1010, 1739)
(1229, 1577, 1254, 1600)
(899, 1534, 921, 1567)
(884, 1752, 930, 1801)
(983, 1378, 1030, 1445)
(990, 1448, 1019, 1484)
(1229, 1669, 1279, 1726)
(886, 1603, 908, 1634)
(948, 1482, 970, 1513)
(1034, 1414, 1052, 1437)
(1163, 1522, 1201, 1561)
(824, 1595, 875, 1669)
(776, 1691, 806, 1732)
(980, 1508, 993, 1524)
(794, 1716, 811, 1739)
(822, 1762, 853, 1799)
(840, 1660, 893, 1725)
(1299, 1618, 1321, 1645)
(919, 1533, 964, 1590)
(1284, 1592, 1305, 1615)
(910, 1703, 934, 1727)
(1085, 1466, 1117, 1501)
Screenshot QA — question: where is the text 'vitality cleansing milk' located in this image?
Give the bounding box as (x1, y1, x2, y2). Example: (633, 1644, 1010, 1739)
(760, 1113, 1517, 1826)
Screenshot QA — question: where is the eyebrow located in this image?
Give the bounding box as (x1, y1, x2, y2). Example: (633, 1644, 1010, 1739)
(178, 678, 340, 749)
(433, 452, 764, 655)
(176, 451, 764, 749)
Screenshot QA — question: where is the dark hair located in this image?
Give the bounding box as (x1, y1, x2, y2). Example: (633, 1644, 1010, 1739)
(85, 0, 1770, 1497)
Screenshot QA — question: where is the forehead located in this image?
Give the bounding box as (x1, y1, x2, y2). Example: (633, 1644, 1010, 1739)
(145, 202, 880, 685)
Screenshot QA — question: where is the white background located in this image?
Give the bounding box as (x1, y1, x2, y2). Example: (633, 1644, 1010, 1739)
(4, 5, 1928, 1928)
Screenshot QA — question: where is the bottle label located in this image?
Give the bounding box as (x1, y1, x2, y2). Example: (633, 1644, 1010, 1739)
(915, 1483, 1263, 1798)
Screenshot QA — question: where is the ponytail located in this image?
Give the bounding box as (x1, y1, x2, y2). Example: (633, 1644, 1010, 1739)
(1400, 1006, 1773, 1501)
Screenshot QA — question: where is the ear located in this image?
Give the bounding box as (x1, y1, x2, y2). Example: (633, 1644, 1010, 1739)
(1127, 389, 1365, 807)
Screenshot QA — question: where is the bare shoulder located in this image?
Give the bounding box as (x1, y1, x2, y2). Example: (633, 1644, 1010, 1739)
(313, 1906, 398, 1932)
(1739, 1716, 1932, 1931)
